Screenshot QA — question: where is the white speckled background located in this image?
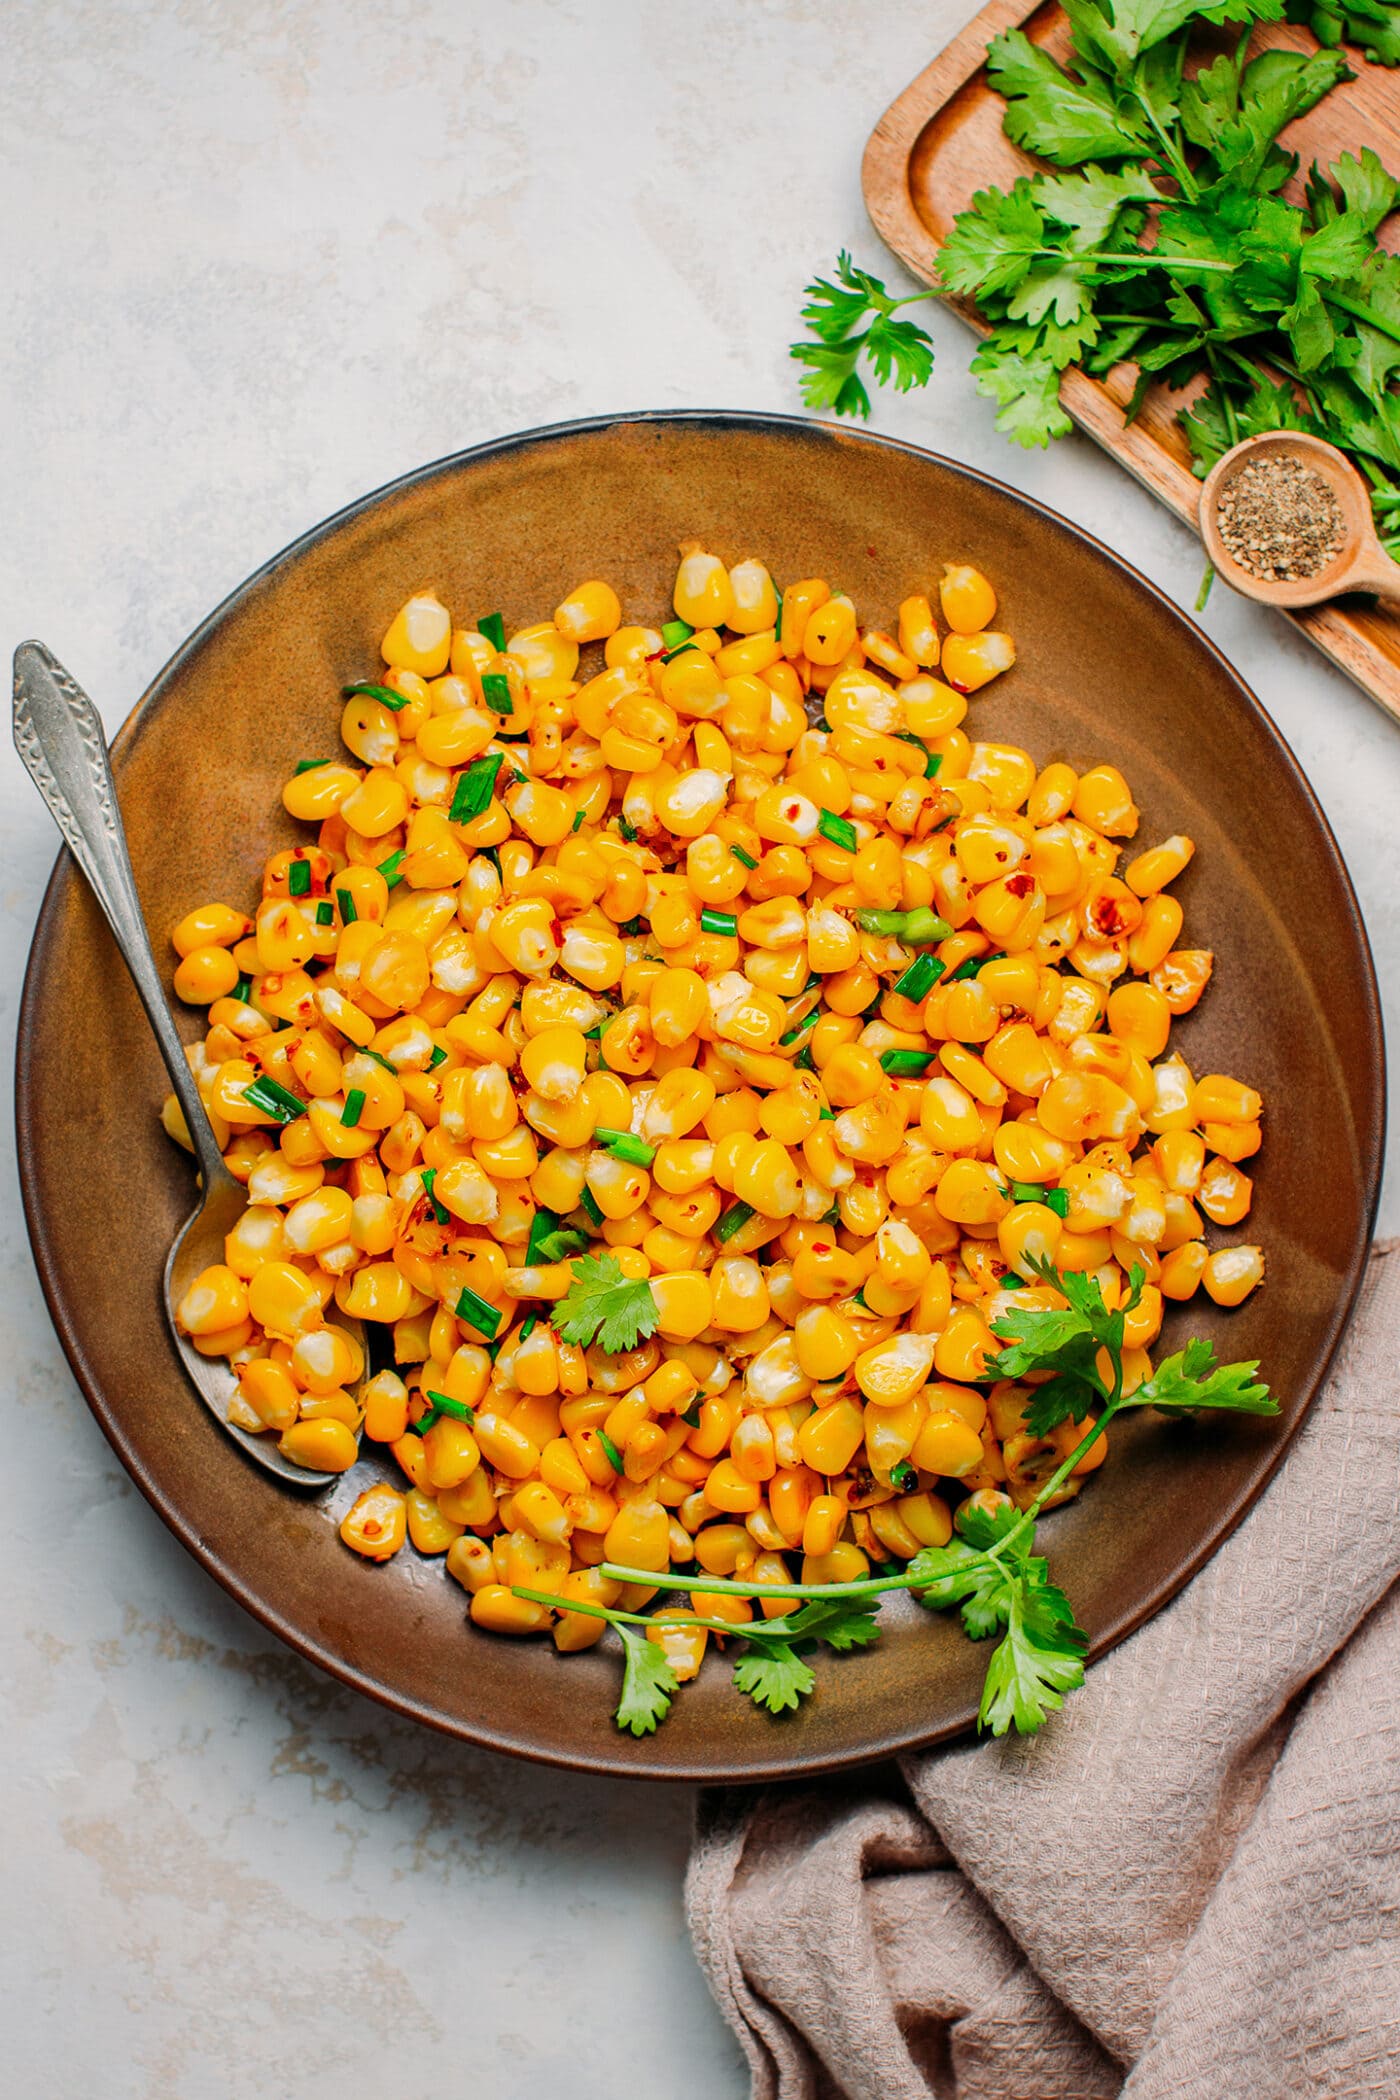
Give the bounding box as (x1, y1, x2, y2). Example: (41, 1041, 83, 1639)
(3, 2, 1396, 2093)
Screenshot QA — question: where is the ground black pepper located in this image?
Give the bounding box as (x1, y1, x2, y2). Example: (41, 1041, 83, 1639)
(1215, 456, 1345, 582)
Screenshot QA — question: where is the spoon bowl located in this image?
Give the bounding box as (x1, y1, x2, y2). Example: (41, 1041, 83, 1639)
(1198, 429, 1400, 611)
(13, 640, 345, 1490)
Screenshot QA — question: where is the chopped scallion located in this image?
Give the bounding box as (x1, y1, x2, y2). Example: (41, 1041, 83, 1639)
(700, 908, 737, 936)
(360, 1048, 399, 1074)
(341, 1087, 367, 1129)
(315, 899, 334, 926)
(893, 952, 943, 1003)
(818, 810, 857, 852)
(947, 951, 1003, 983)
(449, 751, 502, 825)
(233, 974, 253, 1005)
(593, 1127, 657, 1166)
(342, 680, 408, 712)
(880, 1049, 936, 1075)
(894, 730, 942, 779)
(294, 757, 330, 774)
(242, 1075, 308, 1124)
(890, 1460, 918, 1492)
(680, 1404, 703, 1429)
(335, 888, 357, 925)
(520, 1315, 536, 1343)
(596, 1428, 624, 1474)
(779, 1008, 818, 1046)
(287, 856, 312, 897)
(715, 1200, 754, 1244)
(731, 844, 758, 870)
(424, 1390, 476, 1426)
(454, 1287, 502, 1340)
(478, 611, 506, 653)
(572, 809, 585, 832)
(617, 814, 637, 841)
(1044, 1188, 1070, 1219)
(420, 1166, 449, 1224)
(428, 1044, 447, 1070)
(660, 619, 694, 649)
(481, 672, 513, 715)
(378, 850, 405, 888)
(580, 1186, 605, 1227)
(854, 906, 952, 944)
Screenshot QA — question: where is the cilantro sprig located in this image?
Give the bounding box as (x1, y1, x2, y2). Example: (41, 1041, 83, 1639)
(529, 1257, 1276, 1740)
(788, 0, 1400, 550)
(792, 252, 938, 417)
(549, 1249, 660, 1355)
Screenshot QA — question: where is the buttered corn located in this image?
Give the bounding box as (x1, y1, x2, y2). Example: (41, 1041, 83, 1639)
(164, 542, 1264, 1703)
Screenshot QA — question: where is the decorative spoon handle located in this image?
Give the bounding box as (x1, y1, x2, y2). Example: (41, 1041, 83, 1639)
(13, 640, 233, 1193)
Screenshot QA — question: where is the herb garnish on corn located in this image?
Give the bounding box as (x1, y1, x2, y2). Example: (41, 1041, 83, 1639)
(164, 546, 1268, 1733)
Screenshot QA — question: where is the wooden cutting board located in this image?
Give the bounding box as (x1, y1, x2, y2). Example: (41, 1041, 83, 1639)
(863, 1, 1400, 723)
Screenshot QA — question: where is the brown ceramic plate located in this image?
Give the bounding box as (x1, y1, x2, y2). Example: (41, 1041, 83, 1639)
(16, 412, 1384, 1781)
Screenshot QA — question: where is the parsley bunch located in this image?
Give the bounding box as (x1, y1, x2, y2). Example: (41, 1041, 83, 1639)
(791, 0, 1400, 554)
(519, 1258, 1276, 1739)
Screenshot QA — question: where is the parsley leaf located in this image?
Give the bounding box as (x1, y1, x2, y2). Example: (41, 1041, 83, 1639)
(732, 1643, 815, 1715)
(550, 1251, 660, 1354)
(614, 1623, 678, 1736)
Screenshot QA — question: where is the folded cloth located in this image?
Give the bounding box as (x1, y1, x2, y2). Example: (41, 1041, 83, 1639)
(688, 1241, 1400, 2100)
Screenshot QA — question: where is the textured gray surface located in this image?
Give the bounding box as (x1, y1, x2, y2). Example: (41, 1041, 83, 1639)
(3, 2, 1396, 2096)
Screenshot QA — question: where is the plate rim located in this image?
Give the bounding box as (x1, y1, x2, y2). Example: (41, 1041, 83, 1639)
(14, 407, 1388, 1781)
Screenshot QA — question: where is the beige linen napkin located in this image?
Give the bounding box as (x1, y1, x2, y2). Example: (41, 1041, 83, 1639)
(689, 1241, 1400, 2100)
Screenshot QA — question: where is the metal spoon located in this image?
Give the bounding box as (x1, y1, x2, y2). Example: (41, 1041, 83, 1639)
(1198, 429, 1400, 612)
(13, 641, 340, 1488)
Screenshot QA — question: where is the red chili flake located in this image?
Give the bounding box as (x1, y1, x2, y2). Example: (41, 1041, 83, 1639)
(1090, 896, 1130, 937)
(1006, 872, 1035, 898)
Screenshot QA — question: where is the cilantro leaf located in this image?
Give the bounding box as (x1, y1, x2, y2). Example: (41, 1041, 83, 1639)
(551, 1250, 660, 1354)
(911, 1535, 1018, 1639)
(979, 1578, 1087, 1736)
(1183, 372, 1311, 473)
(732, 1642, 815, 1715)
(614, 1623, 678, 1736)
(990, 1258, 1137, 1383)
(799, 251, 887, 341)
(1037, 165, 1161, 249)
(791, 338, 872, 419)
(791, 254, 937, 420)
(937, 180, 1046, 299)
(969, 336, 1073, 447)
(780, 1596, 883, 1650)
(1333, 147, 1400, 233)
(987, 31, 1146, 165)
(1125, 1337, 1277, 1414)
(864, 312, 936, 392)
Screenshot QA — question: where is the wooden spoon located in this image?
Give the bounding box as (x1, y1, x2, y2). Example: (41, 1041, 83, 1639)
(1198, 430, 1400, 612)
